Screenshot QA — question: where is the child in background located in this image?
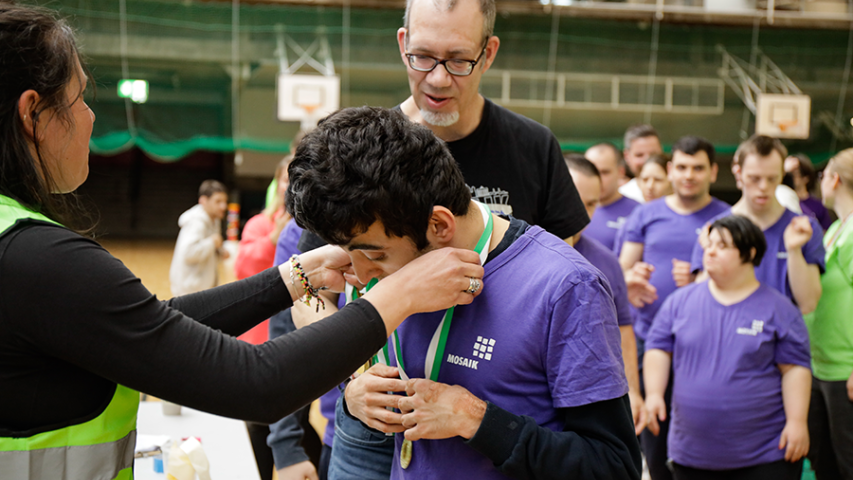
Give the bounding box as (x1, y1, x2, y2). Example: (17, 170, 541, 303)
(169, 180, 229, 296)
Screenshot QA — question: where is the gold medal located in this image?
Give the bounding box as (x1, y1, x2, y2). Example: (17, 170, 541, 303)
(400, 439, 413, 469)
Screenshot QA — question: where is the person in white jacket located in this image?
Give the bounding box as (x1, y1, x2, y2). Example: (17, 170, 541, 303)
(169, 180, 229, 296)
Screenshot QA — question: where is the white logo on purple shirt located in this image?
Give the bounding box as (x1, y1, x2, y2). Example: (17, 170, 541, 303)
(473, 336, 496, 361)
(737, 320, 765, 336)
(606, 217, 627, 230)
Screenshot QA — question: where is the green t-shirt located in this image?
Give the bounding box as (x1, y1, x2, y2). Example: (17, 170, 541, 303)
(805, 217, 853, 381)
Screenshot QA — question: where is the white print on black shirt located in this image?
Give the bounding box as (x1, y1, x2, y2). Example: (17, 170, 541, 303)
(469, 185, 513, 216)
(737, 320, 765, 336)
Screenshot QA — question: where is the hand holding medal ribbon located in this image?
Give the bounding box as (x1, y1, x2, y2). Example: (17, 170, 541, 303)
(342, 201, 493, 469)
(392, 201, 493, 468)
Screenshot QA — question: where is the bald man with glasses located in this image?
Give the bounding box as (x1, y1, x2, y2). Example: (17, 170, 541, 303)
(395, 0, 589, 245)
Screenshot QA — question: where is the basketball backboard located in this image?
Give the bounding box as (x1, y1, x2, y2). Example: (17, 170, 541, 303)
(756, 93, 811, 139)
(276, 74, 340, 124)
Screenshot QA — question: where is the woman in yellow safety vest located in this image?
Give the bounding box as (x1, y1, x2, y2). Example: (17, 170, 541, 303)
(0, 4, 483, 479)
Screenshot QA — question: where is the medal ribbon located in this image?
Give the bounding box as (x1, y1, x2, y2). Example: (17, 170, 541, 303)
(393, 201, 493, 382)
(347, 279, 389, 365)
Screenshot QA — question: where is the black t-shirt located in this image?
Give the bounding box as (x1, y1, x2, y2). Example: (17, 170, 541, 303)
(0, 221, 387, 435)
(445, 98, 588, 240)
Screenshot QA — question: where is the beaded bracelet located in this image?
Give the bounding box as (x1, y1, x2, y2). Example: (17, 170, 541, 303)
(289, 254, 325, 312)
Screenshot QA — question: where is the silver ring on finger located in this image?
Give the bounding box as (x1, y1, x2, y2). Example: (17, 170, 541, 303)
(466, 277, 481, 294)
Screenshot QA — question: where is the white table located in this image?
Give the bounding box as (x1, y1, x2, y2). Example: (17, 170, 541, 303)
(134, 402, 261, 480)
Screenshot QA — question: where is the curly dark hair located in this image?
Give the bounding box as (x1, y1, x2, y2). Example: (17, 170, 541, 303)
(286, 106, 471, 250)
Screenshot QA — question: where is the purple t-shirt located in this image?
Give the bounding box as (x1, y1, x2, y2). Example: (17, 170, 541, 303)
(389, 226, 627, 479)
(273, 221, 340, 446)
(645, 282, 811, 470)
(622, 197, 731, 340)
(690, 209, 826, 304)
(575, 235, 633, 327)
(585, 196, 641, 251)
(800, 195, 834, 232)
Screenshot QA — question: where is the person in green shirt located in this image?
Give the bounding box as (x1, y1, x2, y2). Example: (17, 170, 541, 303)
(806, 148, 853, 480)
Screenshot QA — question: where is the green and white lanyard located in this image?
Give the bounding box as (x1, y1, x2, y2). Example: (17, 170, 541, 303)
(393, 201, 493, 382)
(347, 201, 493, 379)
(346, 279, 391, 365)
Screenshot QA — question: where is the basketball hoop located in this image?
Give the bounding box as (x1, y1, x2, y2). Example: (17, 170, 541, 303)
(299, 104, 324, 130)
(777, 120, 799, 133)
(277, 74, 340, 127)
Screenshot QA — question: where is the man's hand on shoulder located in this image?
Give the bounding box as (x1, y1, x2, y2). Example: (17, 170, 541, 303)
(398, 379, 487, 441)
(344, 364, 407, 433)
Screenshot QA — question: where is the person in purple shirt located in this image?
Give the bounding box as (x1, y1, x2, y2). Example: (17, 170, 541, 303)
(286, 106, 641, 479)
(585, 143, 641, 251)
(645, 214, 811, 479)
(267, 219, 341, 480)
(565, 153, 646, 436)
(618, 135, 730, 480)
(785, 153, 835, 232)
(690, 136, 825, 315)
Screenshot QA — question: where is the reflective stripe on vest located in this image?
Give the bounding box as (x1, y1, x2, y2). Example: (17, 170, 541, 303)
(0, 194, 140, 480)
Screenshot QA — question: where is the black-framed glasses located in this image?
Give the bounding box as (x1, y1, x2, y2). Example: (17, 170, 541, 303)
(405, 37, 490, 77)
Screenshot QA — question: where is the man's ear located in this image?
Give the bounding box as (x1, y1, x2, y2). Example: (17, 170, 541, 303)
(17, 90, 40, 139)
(426, 206, 457, 247)
(710, 163, 719, 184)
(397, 28, 408, 64)
(480, 35, 501, 73)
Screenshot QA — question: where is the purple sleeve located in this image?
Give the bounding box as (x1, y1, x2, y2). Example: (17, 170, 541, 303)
(803, 216, 827, 274)
(621, 207, 645, 245)
(690, 237, 704, 274)
(609, 266, 634, 327)
(644, 293, 677, 353)
(612, 224, 625, 255)
(773, 305, 812, 369)
(548, 277, 628, 408)
(274, 222, 304, 266)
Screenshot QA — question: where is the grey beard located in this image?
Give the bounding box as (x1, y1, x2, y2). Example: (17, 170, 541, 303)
(420, 108, 459, 127)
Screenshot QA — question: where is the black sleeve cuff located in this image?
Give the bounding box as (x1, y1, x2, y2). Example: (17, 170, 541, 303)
(344, 298, 389, 351)
(464, 401, 526, 467)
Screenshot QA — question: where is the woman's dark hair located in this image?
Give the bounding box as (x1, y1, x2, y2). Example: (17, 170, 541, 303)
(286, 106, 471, 250)
(709, 215, 766, 267)
(0, 2, 91, 232)
(789, 153, 817, 192)
(642, 153, 670, 172)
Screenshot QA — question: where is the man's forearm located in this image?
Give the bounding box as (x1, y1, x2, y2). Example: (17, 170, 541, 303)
(466, 397, 641, 480)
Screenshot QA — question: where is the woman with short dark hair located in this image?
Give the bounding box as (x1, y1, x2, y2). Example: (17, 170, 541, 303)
(644, 215, 811, 480)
